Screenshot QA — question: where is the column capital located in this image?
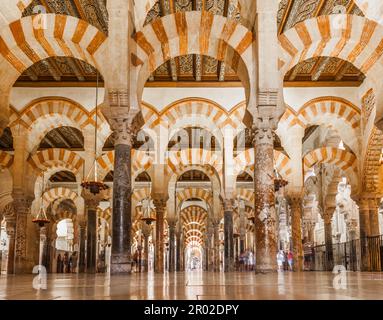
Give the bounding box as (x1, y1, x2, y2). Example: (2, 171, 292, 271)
(322, 208, 335, 224)
(102, 89, 144, 146)
(142, 223, 152, 237)
(353, 194, 374, 209)
(153, 198, 167, 213)
(12, 193, 33, 215)
(252, 90, 279, 130)
(223, 199, 234, 212)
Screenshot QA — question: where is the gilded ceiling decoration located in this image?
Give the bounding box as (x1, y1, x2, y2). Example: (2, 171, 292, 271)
(22, 0, 108, 34)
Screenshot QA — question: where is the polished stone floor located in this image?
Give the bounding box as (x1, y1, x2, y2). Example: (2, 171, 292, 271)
(1, 271, 383, 300)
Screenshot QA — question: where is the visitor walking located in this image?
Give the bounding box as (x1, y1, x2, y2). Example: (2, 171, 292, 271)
(70, 252, 78, 273)
(277, 250, 285, 271)
(287, 251, 293, 271)
(63, 252, 70, 273)
(57, 254, 63, 273)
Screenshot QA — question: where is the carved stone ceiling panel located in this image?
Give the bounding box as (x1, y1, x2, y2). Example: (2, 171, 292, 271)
(278, 0, 364, 34)
(22, 0, 108, 34)
(39, 126, 84, 150)
(285, 57, 365, 84)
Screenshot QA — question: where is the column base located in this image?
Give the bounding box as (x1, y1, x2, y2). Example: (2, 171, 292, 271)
(110, 255, 132, 274)
(255, 269, 278, 274)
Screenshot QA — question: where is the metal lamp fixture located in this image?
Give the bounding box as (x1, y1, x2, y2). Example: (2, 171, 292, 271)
(81, 71, 109, 195)
(140, 182, 156, 225)
(32, 172, 50, 227)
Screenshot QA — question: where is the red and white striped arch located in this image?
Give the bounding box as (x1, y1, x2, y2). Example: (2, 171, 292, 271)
(303, 147, 358, 189)
(28, 149, 84, 174)
(279, 14, 383, 77)
(97, 150, 153, 181)
(166, 148, 223, 179)
(12, 98, 89, 152)
(0, 14, 107, 93)
(176, 188, 212, 205)
(158, 98, 245, 132)
(42, 187, 78, 206)
(133, 11, 255, 106)
(278, 97, 361, 154)
(234, 149, 292, 180)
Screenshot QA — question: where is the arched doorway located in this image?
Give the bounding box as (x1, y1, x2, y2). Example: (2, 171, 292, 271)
(54, 218, 75, 273)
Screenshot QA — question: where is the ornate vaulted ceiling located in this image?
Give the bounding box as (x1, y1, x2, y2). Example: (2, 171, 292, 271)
(279, 0, 366, 87)
(14, 0, 367, 87)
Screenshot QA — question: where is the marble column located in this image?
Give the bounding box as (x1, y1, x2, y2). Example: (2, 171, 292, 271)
(13, 196, 33, 274)
(142, 224, 151, 272)
(358, 197, 370, 271)
(168, 221, 176, 272)
(78, 219, 86, 273)
(323, 209, 334, 271)
(203, 238, 209, 271)
(111, 122, 133, 274)
(213, 221, 220, 272)
(239, 200, 246, 255)
(207, 223, 213, 271)
(154, 199, 165, 273)
(39, 226, 48, 268)
(369, 198, 380, 236)
(83, 197, 99, 274)
(253, 120, 278, 273)
(224, 200, 234, 272)
(176, 231, 181, 272)
(289, 195, 303, 272)
(5, 217, 16, 274)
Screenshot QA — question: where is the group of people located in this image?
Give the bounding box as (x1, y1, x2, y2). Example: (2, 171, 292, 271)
(236, 251, 256, 271)
(56, 252, 78, 273)
(277, 250, 294, 271)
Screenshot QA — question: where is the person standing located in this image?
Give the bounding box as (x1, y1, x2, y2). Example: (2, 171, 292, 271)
(277, 250, 285, 271)
(70, 252, 78, 273)
(63, 252, 69, 273)
(57, 254, 62, 273)
(287, 251, 293, 271)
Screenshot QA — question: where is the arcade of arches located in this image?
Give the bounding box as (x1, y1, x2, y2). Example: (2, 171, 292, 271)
(1, 0, 383, 299)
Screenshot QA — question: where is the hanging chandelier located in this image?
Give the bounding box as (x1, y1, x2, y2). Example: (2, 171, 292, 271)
(140, 182, 156, 225)
(81, 71, 109, 195)
(32, 172, 50, 227)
